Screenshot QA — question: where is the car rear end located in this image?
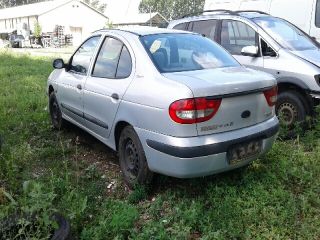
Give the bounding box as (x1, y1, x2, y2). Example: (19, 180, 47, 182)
(135, 32, 279, 178)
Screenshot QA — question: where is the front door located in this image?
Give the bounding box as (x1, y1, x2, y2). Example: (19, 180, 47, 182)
(58, 35, 101, 124)
(220, 19, 264, 70)
(83, 36, 134, 138)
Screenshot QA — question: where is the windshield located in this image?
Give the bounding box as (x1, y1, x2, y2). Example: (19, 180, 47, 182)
(140, 33, 239, 73)
(254, 17, 318, 51)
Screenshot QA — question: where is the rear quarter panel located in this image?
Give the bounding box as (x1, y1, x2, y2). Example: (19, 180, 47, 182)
(117, 73, 197, 137)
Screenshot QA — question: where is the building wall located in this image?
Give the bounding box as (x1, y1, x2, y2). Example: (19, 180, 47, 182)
(0, 16, 37, 33)
(39, 0, 108, 45)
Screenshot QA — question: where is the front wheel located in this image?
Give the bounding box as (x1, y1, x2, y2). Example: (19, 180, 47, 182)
(276, 91, 307, 128)
(118, 126, 153, 188)
(49, 92, 65, 130)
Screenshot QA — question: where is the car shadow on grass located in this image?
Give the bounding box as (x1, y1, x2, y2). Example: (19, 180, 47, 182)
(58, 122, 274, 200)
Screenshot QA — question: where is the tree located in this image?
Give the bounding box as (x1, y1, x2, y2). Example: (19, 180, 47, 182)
(0, 0, 106, 12)
(83, 0, 106, 13)
(33, 22, 42, 37)
(139, 0, 205, 21)
(0, 0, 48, 8)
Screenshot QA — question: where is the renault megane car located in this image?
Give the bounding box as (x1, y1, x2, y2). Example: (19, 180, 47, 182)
(47, 27, 279, 187)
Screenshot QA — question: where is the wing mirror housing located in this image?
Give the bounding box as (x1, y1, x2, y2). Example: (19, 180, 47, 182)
(53, 58, 66, 69)
(241, 46, 259, 57)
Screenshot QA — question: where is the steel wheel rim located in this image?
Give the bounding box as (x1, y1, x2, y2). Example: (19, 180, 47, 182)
(51, 101, 60, 125)
(123, 138, 140, 179)
(278, 102, 298, 126)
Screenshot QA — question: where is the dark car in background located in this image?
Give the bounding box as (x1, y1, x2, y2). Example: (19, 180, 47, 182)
(9, 34, 25, 48)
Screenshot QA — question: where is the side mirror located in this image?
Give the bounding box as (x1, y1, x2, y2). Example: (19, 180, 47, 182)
(241, 46, 259, 57)
(53, 58, 65, 69)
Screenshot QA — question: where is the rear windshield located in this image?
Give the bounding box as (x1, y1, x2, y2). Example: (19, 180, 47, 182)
(140, 33, 239, 73)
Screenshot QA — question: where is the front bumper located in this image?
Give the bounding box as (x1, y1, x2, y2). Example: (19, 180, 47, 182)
(135, 116, 279, 178)
(310, 90, 320, 100)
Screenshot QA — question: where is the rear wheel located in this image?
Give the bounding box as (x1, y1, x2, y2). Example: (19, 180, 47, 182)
(119, 126, 153, 188)
(276, 91, 307, 127)
(49, 92, 65, 130)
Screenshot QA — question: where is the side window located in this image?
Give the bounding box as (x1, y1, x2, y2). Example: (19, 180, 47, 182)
(316, 0, 320, 27)
(92, 37, 132, 79)
(192, 20, 218, 41)
(261, 38, 276, 57)
(221, 20, 257, 55)
(173, 22, 187, 30)
(116, 46, 132, 78)
(70, 36, 100, 74)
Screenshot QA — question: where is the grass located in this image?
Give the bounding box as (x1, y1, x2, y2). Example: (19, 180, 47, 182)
(0, 51, 319, 239)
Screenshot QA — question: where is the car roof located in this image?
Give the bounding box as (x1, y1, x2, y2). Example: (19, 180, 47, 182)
(170, 11, 270, 25)
(95, 26, 190, 36)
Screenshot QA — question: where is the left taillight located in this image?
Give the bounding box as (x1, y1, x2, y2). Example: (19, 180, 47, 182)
(169, 97, 222, 124)
(263, 86, 278, 107)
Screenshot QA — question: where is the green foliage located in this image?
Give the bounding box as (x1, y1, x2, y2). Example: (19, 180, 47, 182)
(33, 22, 42, 38)
(82, 0, 106, 13)
(0, 0, 106, 12)
(105, 21, 114, 29)
(128, 185, 148, 204)
(139, 0, 205, 20)
(0, 51, 320, 239)
(0, 0, 46, 9)
(0, 181, 57, 239)
(80, 200, 138, 239)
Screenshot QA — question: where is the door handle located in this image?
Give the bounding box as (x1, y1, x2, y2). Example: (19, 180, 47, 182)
(111, 93, 119, 100)
(76, 84, 82, 90)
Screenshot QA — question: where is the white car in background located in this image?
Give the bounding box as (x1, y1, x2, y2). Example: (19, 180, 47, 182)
(204, 0, 320, 42)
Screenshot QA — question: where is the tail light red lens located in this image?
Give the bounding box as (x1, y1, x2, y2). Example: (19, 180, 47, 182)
(263, 86, 278, 107)
(169, 97, 222, 124)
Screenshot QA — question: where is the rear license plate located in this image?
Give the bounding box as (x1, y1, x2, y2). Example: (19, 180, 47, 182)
(227, 140, 262, 165)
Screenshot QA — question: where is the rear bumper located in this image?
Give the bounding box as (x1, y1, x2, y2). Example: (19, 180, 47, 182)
(135, 116, 279, 178)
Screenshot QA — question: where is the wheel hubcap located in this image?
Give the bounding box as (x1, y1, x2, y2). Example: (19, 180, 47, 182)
(278, 102, 298, 126)
(124, 139, 139, 178)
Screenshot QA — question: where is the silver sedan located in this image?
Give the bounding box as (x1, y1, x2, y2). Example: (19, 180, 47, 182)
(47, 27, 279, 187)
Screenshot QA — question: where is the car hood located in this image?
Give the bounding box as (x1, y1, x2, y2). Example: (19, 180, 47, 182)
(291, 49, 320, 68)
(162, 66, 276, 97)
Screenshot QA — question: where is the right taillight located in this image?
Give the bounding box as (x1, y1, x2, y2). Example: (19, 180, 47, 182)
(263, 86, 278, 107)
(169, 97, 221, 124)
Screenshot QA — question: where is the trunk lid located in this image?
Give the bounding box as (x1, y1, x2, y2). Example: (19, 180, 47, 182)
(163, 67, 276, 136)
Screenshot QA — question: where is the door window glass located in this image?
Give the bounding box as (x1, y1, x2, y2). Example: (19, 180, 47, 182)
(192, 20, 218, 41)
(116, 46, 132, 78)
(69, 36, 100, 74)
(316, 0, 320, 27)
(221, 20, 257, 55)
(92, 37, 132, 79)
(261, 39, 276, 57)
(173, 22, 187, 30)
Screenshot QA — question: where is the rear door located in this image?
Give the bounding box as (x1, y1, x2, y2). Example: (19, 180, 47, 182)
(219, 19, 264, 70)
(191, 19, 219, 42)
(83, 35, 134, 138)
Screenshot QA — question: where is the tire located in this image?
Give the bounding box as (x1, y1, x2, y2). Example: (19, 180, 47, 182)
(119, 126, 153, 188)
(49, 92, 65, 130)
(51, 213, 71, 240)
(276, 91, 307, 128)
(0, 212, 71, 240)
